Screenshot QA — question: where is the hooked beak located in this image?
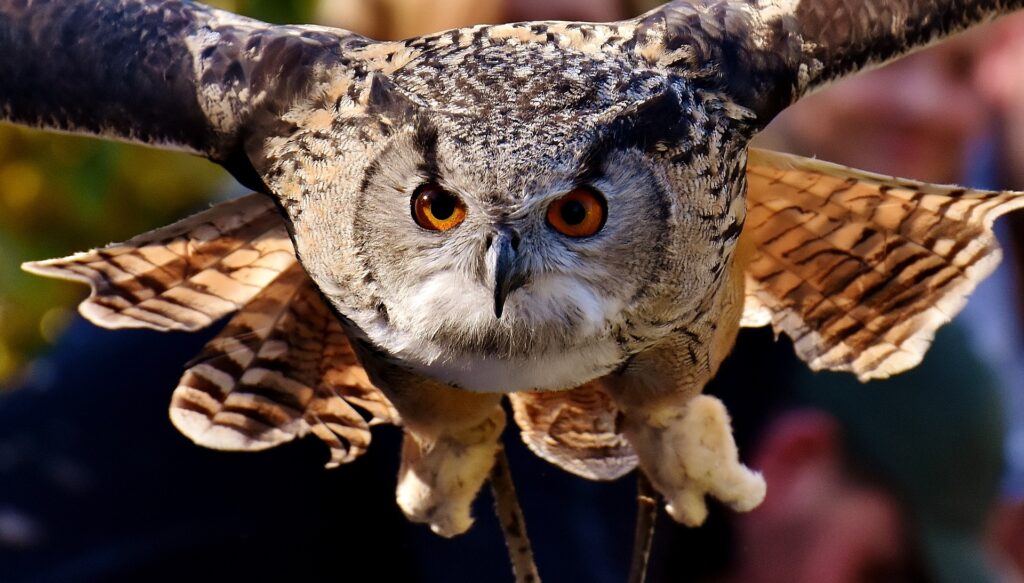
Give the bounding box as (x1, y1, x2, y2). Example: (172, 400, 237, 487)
(491, 227, 527, 319)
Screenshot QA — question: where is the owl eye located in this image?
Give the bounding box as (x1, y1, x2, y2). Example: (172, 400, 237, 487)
(546, 187, 606, 238)
(412, 183, 467, 232)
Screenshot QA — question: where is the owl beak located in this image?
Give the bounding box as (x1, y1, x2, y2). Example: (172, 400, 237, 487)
(491, 227, 526, 319)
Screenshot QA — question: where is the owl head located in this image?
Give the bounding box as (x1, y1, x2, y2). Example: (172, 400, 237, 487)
(251, 30, 754, 392)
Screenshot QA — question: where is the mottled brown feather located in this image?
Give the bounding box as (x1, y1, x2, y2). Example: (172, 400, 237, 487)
(509, 383, 637, 481)
(170, 262, 399, 467)
(22, 194, 294, 332)
(742, 148, 1024, 380)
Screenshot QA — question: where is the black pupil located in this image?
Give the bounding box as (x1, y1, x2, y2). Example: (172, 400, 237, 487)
(560, 200, 588, 225)
(428, 191, 456, 220)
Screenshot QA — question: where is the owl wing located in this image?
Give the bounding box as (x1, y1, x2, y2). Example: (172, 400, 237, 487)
(24, 191, 399, 464)
(0, 0, 375, 185)
(509, 384, 637, 481)
(633, 0, 1023, 124)
(23, 194, 294, 332)
(740, 148, 1024, 381)
(171, 262, 399, 468)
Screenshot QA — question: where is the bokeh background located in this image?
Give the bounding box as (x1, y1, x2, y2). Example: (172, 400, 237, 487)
(3, 1, 1024, 582)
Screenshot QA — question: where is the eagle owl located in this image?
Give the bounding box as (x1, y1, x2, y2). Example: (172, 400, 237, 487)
(3, 0, 1024, 538)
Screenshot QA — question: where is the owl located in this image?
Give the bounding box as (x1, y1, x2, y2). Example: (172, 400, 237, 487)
(3, 0, 1024, 542)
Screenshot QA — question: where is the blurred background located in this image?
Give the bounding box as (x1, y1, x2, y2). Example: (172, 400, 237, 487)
(2, 1, 1024, 582)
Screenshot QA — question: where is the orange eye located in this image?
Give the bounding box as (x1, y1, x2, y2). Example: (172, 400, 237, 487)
(412, 183, 467, 232)
(546, 187, 606, 238)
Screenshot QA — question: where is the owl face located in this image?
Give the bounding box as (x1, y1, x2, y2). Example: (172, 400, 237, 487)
(276, 45, 751, 392)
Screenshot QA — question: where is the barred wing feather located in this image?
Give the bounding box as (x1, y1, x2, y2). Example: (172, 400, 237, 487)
(24, 192, 399, 465)
(742, 148, 1024, 380)
(22, 194, 293, 332)
(509, 383, 636, 481)
(170, 262, 399, 468)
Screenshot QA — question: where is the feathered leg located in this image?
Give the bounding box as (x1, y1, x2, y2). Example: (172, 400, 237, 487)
(604, 242, 765, 526)
(378, 370, 505, 537)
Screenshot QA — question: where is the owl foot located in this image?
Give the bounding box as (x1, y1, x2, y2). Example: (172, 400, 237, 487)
(624, 394, 765, 526)
(396, 408, 505, 537)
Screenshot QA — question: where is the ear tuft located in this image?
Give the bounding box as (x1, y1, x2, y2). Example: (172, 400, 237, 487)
(600, 87, 688, 154)
(362, 73, 420, 122)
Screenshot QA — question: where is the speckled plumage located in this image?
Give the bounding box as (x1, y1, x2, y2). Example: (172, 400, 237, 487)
(5, 0, 1024, 537)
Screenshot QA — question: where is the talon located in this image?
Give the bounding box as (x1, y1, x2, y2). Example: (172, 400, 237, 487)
(666, 489, 709, 527)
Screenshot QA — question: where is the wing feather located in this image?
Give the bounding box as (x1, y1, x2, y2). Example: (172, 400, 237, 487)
(509, 383, 636, 481)
(170, 262, 398, 468)
(23, 194, 294, 332)
(742, 148, 1024, 380)
(636, 0, 1024, 124)
(0, 0, 371, 163)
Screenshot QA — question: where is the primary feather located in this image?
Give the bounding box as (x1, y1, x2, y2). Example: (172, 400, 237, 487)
(22, 194, 293, 332)
(171, 262, 398, 467)
(742, 148, 1024, 380)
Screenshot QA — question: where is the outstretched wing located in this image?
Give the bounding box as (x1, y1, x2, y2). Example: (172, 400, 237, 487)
(509, 384, 636, 481)
(171, 262, 399, 467)
(0, 0, 371, 177)
(23, 194, 294, 332)
(741, 148, 1024, 380)
(631, 0, 1024, 124)
(24, 190, 399, 465)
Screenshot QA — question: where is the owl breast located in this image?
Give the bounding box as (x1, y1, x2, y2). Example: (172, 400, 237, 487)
(395, 340, 626, 393)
